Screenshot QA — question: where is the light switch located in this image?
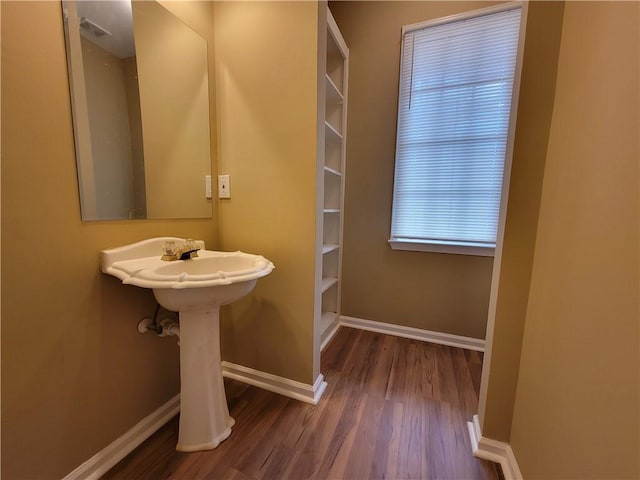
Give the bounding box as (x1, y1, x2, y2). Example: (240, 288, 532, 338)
(205, 175, 212, 199)
(218, 174, 231, 199)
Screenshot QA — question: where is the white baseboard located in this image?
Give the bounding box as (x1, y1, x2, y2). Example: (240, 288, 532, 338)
(63, 394, 180, 480)
(340, 315, 485, 352)
(222, 361, 327, 405)
(64, 363, 327, 479)
(467, 414, 522, 480)
(63, 318, 483, 480)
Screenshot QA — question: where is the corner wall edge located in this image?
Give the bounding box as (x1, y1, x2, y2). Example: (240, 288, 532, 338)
(467, 414, 523, 480)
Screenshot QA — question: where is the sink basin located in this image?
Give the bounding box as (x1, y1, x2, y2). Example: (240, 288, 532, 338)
(101, 237, 273, 289)
(100, 237, 274, 452)
(102, 239, 273, 311)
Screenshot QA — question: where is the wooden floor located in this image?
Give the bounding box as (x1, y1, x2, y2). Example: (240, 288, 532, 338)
(103, 327, 503, 480)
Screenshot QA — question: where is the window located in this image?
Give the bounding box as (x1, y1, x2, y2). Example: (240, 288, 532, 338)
(389, 5, 523, 256)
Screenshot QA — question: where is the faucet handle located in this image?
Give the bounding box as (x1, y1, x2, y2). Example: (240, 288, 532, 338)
(184, 238, 200, 251)
(163, 240, 177, 256)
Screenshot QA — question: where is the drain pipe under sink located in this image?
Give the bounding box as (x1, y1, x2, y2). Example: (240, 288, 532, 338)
(138, 314, 180, 341)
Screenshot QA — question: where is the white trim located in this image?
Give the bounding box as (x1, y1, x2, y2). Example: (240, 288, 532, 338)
(477, 0, 529, 430)
(340, 315, 485, 352)
(63, 394, 180, 480)
(403, 1, 523, 33)
(221, 361, 327, 405)
(63, 365, 329, 479)
(467, 414, 523, 480)
(389, 239, 495, 257)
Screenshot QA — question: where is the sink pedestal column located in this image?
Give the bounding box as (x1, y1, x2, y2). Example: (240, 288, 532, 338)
(176, 308, 234, 452)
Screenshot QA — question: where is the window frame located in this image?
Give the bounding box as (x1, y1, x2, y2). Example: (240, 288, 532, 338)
(388, 2, 527, 257)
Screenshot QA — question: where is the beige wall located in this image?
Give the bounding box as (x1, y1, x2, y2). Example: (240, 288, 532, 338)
(478, 0, 566, 441)
(213, 1, 319, 384)
(1, 2, 218, 478)
(134, 1, 213, 219)
(508, 2, 640, 477)
(330, 1, 499, 340)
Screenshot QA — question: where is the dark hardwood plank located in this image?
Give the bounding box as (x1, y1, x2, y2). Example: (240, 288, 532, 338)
(102, 327, 502, 480)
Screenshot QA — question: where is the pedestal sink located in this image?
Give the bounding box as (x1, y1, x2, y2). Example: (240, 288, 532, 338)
(100, 237, 274, 452)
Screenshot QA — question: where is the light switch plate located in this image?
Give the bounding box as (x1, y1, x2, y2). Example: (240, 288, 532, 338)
(218, 174, 231, 199)
(205, 175, 212, 199)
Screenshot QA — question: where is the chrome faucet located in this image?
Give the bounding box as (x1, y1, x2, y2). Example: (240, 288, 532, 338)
(161, 239, 201, 261)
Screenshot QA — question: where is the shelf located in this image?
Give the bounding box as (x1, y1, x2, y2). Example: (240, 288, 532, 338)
(326, 13, 346, 93)
(322, 245, 339, 279)
(323, 212, 340, 245)
(319, 7, 347, 355)
(324, 165, 342, 177)
(324, 140, 342, 172)
(321, 310, 338, 330)
(321, 277, 338, 293)
(324, 121, 342, 142)
(324, 172, 341, 210)
(322, 244, 339, 254)
(325, 74, 344, 103)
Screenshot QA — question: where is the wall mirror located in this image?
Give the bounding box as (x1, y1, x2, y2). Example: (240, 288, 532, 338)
(62, 0, 213, 221)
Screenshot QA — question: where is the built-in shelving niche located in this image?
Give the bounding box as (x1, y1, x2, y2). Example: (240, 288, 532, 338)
(319, 8, 348, 349)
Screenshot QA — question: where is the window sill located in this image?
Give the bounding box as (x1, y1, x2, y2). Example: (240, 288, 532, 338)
(388, 239, 495, 257)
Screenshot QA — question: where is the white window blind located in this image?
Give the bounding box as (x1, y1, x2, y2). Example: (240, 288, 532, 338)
(390, 6, 522, 254)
